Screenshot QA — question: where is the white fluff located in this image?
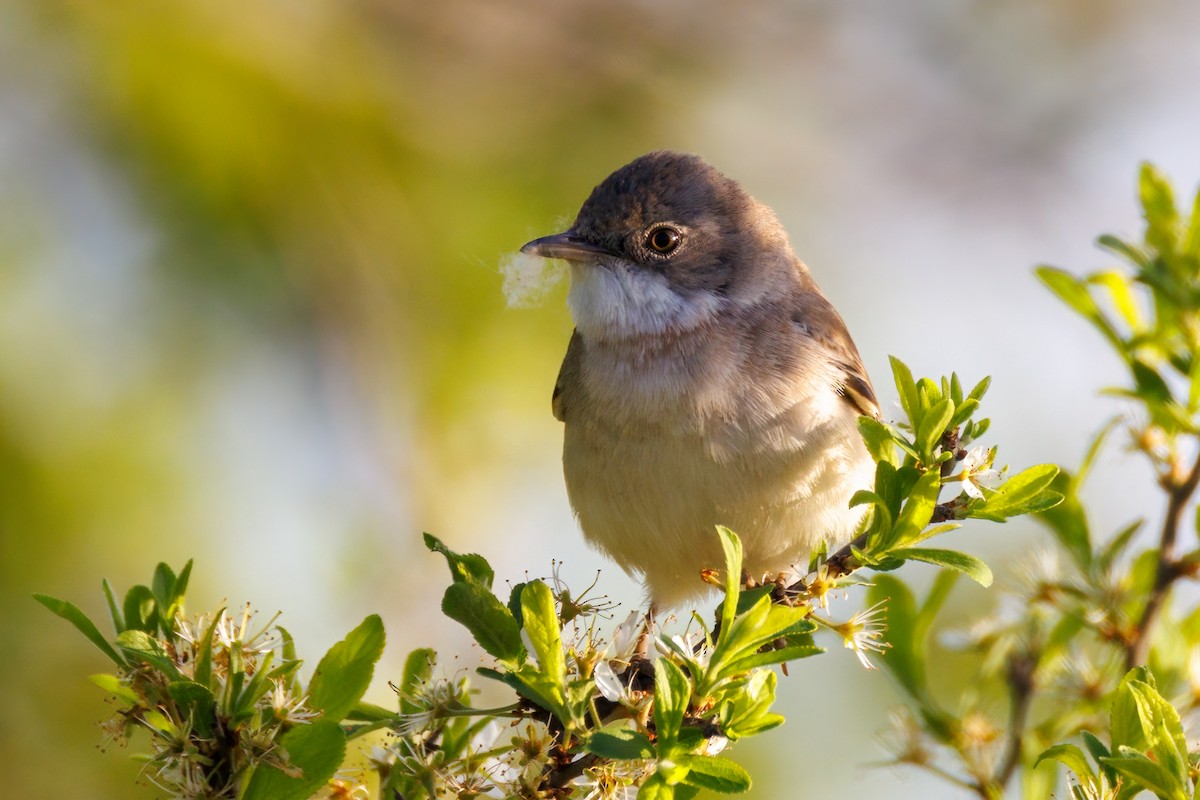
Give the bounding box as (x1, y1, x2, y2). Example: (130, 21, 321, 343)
(501, 251, 566, 308)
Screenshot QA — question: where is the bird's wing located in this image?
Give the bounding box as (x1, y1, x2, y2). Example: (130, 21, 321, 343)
(552, 330, 583, 422)
(792, 294, 879, 420)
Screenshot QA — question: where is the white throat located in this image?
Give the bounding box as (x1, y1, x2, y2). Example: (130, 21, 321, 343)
(567, 262, 720, 341)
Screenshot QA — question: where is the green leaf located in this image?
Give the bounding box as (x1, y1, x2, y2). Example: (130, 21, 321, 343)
(520, 581, 565, 685)
(638, 774, 675, 800)
(100, 579, 124, 634)
(866, 575, 924, 699)
(308, 614, 386, 722)
(122, 584, 158, 634)
(1101, 753, 1185, 800)
(967, 375, 992, 403)
(1131, 358, 1176, 405)
(441, 581, 523, 663)
(89, 673, 138, 704)
(423, 532, 495, 588)
(586, 723, 655, 760)
(115, 629, 181, 680)
(1035, 744, 1098, 795)
(858, 416, 900, 467)
(971, 464, 1062, 521)
(399, 648, 435, 715)
(1111, 668, 1154, 752)
(879, 470, 940, 550)
(654, 658, 691, 752)
(193, 608, 224, 689)
(34, 594, 125, 667)
(716, 526, 743, 636)
(168, 680, 215, 737)
(1124, 679, 1189, 786)
(241, 719, 345, 800)
(1081, 730, 1117, 786)
(890, 356, 920, 425)
(1097, 234, 1150, 268)
(915, 398, 954, 464)
(1139, 162, 1181, 254)
(889, 548, 993, 587)
(718, 669, 785, 740)
(1036, 266, 1124, 352)
(508, 581, 528, 629)
(681, 755, 752, 794)
(1089, 270, 1141, 330)
(724, 643, 823, 674)
(1035, 471, 1092, 571)
(1183, 184, 1200, 256)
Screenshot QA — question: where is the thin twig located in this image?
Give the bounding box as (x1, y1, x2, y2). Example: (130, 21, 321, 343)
(1126, 448, 1200, 669)
(985, 652, 1037, 798)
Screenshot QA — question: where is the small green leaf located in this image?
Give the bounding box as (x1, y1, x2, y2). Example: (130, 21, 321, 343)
(151, 563, 176, 617)
(308, 615, 386, 722)
(1097, 234, 1150, 268)
(89, 673, 138, 704)
(586, 723, 655, 760)
(115, 629, 181, 680)
(520, 581, 565, 685)
(1035, 470, 1092, 571)
(971, 464, 1062, 521)
(101, 579, 124, 634)
(638, 774, 675, 800)
(1036, 266, 1124, 352)
(858, 417, 900, 467)
(866, 575, 924, 699)
(1139, 162, 1181, 254)
(915, 398, 954, 464)
(241, 719, 346, 800)
(193, 608, 224, 688)
(423, 532, 495, 588)
(34, 594, 125, 667)
(716, 526, 743, 635)
(1101, 753, 1185, 800)
(399, 648, 435, 715)
(889, 548, 993, 587)
(653, 658, 691, 752)
(168, 680, 215, 737)
(880, 470, 940, 549)
(681, 755, 752, 794)
(122, 584, 157, 634)
(725, 642, 822, 674)
(890, 356, 920, 426)
(1089, 270, 1141, 330)
(967, 375, 992, 403)
(1036, 743, 1098, 794)
(1111, 668, 1153, 752)
(441, 581, 522, 663)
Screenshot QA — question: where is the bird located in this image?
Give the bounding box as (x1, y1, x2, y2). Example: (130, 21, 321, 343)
(521, 151, 878, 609)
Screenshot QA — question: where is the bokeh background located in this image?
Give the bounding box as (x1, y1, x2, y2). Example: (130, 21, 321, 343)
(4, 1, 1200, 797)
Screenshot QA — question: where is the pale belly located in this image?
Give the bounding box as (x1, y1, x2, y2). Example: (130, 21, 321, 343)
(563, 406, 872, 607)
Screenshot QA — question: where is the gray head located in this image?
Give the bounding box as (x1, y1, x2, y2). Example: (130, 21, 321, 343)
(522, 151, 808, 340)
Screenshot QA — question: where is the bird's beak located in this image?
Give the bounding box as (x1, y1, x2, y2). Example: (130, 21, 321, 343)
(520, 232, 609, 263)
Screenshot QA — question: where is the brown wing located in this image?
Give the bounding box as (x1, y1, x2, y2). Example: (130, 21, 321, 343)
(792, 292, 879, 420)
(552, 330, 583, 422)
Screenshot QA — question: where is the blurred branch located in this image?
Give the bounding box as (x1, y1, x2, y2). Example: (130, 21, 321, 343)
(1126, 448, 1200, 669)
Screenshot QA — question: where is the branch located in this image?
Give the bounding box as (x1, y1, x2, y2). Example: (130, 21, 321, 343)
(984, 652, 1037, 797)
(1126, 447, 1200, 669)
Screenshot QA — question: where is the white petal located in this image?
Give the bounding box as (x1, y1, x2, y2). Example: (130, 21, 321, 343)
(593, 660, 624, 703)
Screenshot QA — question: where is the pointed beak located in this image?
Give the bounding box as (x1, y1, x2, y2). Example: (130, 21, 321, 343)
(520, 232, 610, 263)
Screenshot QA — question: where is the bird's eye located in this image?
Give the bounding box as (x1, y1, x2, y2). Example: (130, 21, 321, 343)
(645, 226, 682, 255)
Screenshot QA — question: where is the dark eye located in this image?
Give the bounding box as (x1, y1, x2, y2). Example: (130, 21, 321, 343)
(645, 226, 682, 255)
